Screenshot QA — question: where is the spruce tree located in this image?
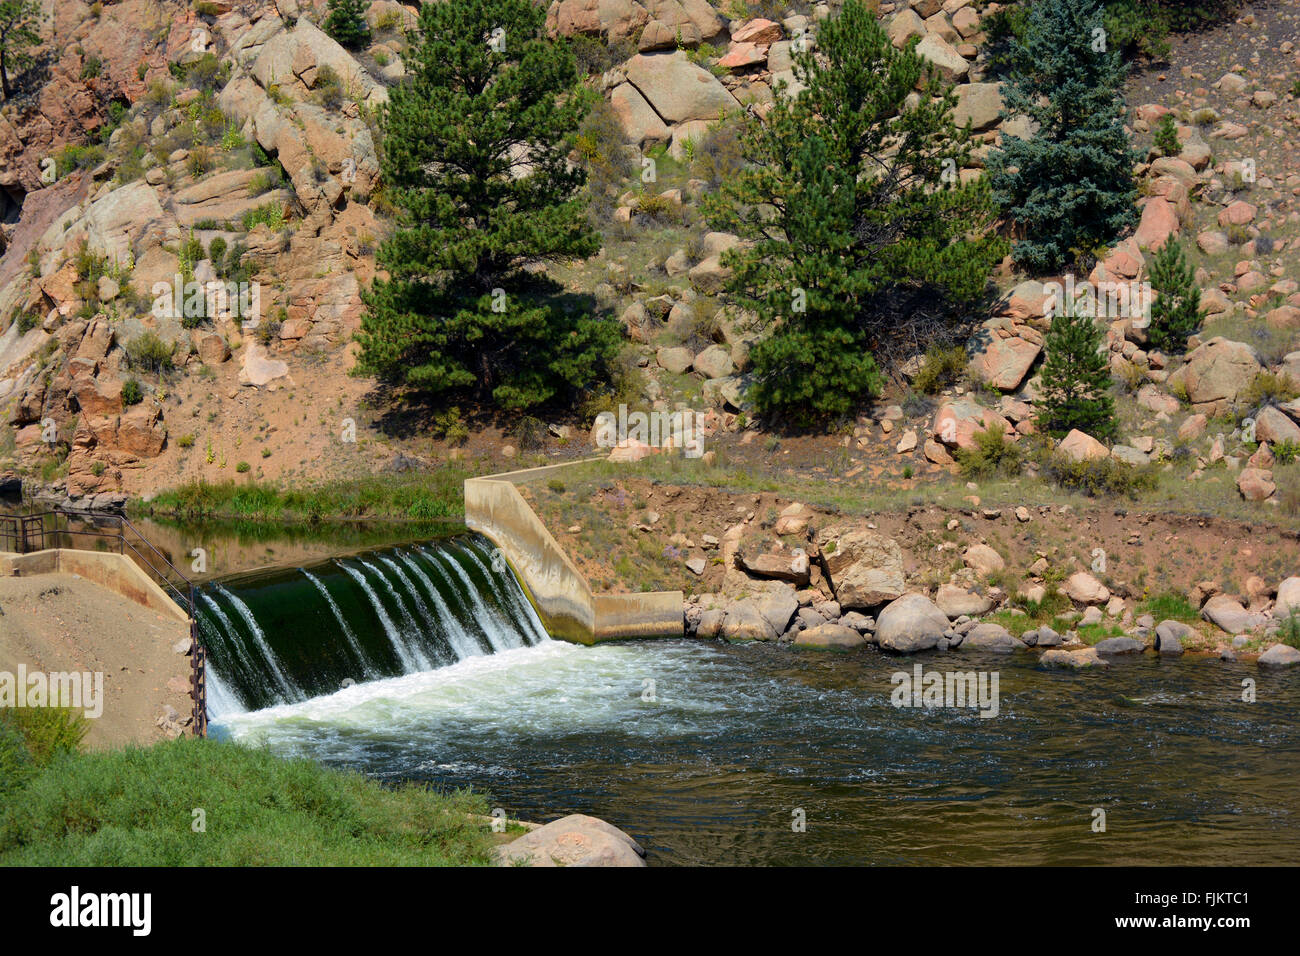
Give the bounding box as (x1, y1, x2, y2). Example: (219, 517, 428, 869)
(704, 0, 1006, 426)
(1038, 296, 1117, 439)
(356, 0, 619, 412)
(987, 0, 1140, 272)
(324, 0, 370, 49)
(0, 1, 42, 100)
(1145, 238, 1202, 355)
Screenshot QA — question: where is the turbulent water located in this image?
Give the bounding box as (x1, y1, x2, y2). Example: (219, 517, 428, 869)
(205, 549, 1300, 865)
(197, 536, 548, 717)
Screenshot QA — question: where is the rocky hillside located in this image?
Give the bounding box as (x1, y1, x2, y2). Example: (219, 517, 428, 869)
(0, 0, 1298, 521)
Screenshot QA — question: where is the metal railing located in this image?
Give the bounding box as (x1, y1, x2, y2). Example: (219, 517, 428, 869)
(0, 509, 207, 737)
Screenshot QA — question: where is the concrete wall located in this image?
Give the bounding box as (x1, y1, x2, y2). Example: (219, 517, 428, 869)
(0, 548, 191, 623)
(465, 461, 683, 644)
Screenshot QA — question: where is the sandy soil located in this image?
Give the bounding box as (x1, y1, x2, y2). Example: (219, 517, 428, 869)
(0, 572, 191, 748)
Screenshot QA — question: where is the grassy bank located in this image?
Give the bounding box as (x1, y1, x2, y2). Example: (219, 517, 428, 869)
(0, 710, 499, 866)
(137, 469, 475, 523)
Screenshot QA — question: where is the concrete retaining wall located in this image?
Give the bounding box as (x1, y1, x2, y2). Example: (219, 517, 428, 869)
(0, 548, 191, 623)
(465, 461, 683, 644)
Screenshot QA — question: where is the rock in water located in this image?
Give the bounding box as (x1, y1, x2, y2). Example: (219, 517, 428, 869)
(494, 814, 646, 867)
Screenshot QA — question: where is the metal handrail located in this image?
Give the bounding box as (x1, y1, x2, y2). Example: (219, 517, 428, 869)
(0, 508, 208, 737)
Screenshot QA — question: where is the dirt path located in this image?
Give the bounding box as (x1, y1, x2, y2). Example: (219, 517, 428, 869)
(0, 572, 191, 748)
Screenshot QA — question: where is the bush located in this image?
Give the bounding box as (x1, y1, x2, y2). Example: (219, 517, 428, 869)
(124, 332, 174, 374)
(1272, 439, 1300, 466)
(1240, 371, 1299, 410)
(178, 433, 196, 448)
(207, 236, 227, 267)
(0, 709, 88, 800)
(187, 145, 213, 178)
(956, 421, 1023, 479)
(1153, 113, 1180, 156)
(1041, 450, 1157, 498)
(242, 201, 285, 231)
(313, 63, 345, 110)
(1038, 296, 1116, 439)
(912, 344, 968, 395)
(1146, 239, 1202, 354)
(324, 0, 370, 49)
(121, 377, 144, 405)
(433, 406, 469, 445)
(235, 460, 251, 473)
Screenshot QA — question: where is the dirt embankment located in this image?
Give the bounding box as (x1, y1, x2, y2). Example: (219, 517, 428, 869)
(0, 573, 191, 747)
(525, 475, 1300, 649)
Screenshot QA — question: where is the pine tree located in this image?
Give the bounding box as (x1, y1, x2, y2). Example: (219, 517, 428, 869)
(1038, 295, 1117, 439)
(0, 1, 42, 100)
(324, 0, 371, 50)
(987, 0, 1140, 273)
(356, 0, 619, 412)
(704, 0, 1006, 426)
(1145, 238, 1202, 355)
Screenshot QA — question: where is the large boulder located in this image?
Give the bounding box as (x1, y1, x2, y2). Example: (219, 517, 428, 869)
(794, 623, 866, 649)
(936, 583, 993, 617)
(820, 529, 906, 610)
(1058, 429, 1109, 463)
(1201, 594, 1258, 634)
(967, 326, 1041, 392)
(1258, 644, 1300, 667)
(1254, 405, 1300, 445)
(952, 82, 1004, 132)
(1094, 636, 1146, 655)
(1166, 338, 1263, 415)
(546, 0, 651, 41)
(1039, 647, 1108, 669)
(1063, 571, 1110, 605)
(721, 599, 777, 641)
(1275, 577, 1300, 616)
(914, 33, 969, 81)
(875, 593, 950, 653)
(624, 51, 741, 124)
(960, 622, 1026, 652)
(1154, 620, 1191, 655)
(610, 82, 671, 146)
(494, 814, 646, 866)
(931, 399, 1012, 451)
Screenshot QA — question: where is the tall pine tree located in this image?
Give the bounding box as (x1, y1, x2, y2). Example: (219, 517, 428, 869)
(704, 0, 1006, 426)
(356, 0, 619, 412)
(0, 1, 42, 100)
(1145, 238, 1202, 355)
(1038, 295, 1116, 439)
(987, 0, 1140, 272)
(324, 0, 370, 49)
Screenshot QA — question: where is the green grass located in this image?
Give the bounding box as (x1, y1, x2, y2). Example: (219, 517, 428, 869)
(139, 470, 476, 523)
(1140, 590, 1200, 623)
(0, 738, 497, 866)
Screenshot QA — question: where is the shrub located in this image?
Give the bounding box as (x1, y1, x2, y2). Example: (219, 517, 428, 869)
(324, 0, 370, 49)
(121, 377, 144, 406)
(15, 310, 40, 334)
(124, 332, 174, 374)
(956, 421, 1023, 479)
(1272, 439, 1300, 466)
(1041, 450, 1157, 498)
(178, 433, 196, 448)
(1038, 295, 1116, 440)
(235, 460, 251, 473)
(1240, 371, 1299, 410)
(187, 145, 213, 178)
(433, 406, 469, 445)
(207, 236, 227, 267)
(912, 344, 968, 395)
(1152, 113, 1180, 156)
(242, 201, 285, 231)
(313, 63, 345, 109)
(1146, 238, 1202, 354)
